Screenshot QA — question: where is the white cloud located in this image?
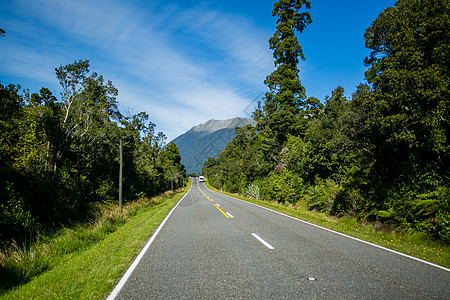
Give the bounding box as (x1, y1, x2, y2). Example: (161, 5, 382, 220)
(2, 0, 273, 140)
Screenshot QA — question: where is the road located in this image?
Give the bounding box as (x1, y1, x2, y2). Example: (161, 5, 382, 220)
(108, 178, 450, 299)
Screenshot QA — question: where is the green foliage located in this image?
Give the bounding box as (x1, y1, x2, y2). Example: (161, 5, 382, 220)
(0, 60, 185, 248)
(0, 189, 186, 299)
(95, 178, 116, 202)
(0, 182, 35, 243)
(304, 178, 340, 213)
(412, 187, 450, 243)
(258, 169, 304, 204)
(244, 182, 260, 200)
(0, 241, 51, 291)
(203, 0, 450, 244)
(362, 0, 449, 185)
(254, 0, 312, 144)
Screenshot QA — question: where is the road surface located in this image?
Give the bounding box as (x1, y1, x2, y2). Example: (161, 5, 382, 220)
(108, 178, 450, 299)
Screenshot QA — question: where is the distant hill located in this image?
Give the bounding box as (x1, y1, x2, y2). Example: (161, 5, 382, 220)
(170, 118, 256, 174)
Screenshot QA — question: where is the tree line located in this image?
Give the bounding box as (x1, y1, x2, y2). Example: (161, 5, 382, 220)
(203, 0, 449, 243)
(0, 60, 185, 246)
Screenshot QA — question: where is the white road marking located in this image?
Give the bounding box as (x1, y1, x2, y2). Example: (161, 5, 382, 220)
(214, 189, 450, 272)
(226, 212, 234, 219)
(252, 233, 274, 250)
(216, 204, 220, 207)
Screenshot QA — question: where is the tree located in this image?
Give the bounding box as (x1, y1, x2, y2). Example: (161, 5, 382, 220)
(55, 59, 90, 123)
(0, 84, 23, 170)
(254, 0, 312, 144)
(204, 0, 313, 192)
(0, 84, 32, 242)
(1, 59, 188, 247)
(163, 142, 185, 190)
(203, 0, 450, 242)
(54, 60, 120, 171)
(363, 0, 449, 186)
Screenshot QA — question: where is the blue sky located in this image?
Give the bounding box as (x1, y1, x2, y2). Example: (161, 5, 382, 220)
(0, 0, 395, 141)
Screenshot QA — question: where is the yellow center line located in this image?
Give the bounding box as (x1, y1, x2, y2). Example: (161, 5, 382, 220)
(198, 178, 229, 218)
(213, 203, 230, 219)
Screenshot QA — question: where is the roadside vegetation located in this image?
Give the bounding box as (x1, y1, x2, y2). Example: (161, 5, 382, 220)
(203, 0, 449, 252)
(1, 60, 186, 251)
(0, 186, 188, 299)
(1, 59, 187, 296)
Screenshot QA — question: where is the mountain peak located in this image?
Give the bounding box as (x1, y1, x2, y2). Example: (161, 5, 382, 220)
(171, 117, 256, 174)
(189, 117, 255, 134)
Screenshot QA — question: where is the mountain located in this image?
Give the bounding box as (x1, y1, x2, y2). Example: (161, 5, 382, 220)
(170, 117, 256, 174)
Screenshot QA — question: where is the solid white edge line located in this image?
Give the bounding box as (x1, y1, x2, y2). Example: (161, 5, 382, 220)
(106, 180, 193, 300)
(206, 186, 450, 272)
(252, 233, 275, 250)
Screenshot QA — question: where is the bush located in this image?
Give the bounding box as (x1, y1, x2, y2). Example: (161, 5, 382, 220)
(412, 187, 450, 244)
(333, 186, 364, 217)
(0, 182, 36, 244)
(259, 169, 304, 204)
(245, 183, 260, 200)
(305, 178, 340, 213)
(95, 178, 116, 202)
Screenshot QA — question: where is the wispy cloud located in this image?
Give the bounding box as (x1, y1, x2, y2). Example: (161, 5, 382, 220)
(1, 0, 273, 140)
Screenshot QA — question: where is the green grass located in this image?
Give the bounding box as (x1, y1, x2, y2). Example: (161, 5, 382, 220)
(0, 185, 189, 300)
(206, 183, 450, 269)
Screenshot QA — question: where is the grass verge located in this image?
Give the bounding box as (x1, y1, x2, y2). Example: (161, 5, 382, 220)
(205, 183, 450, 269)
(0, 184, 189, 300)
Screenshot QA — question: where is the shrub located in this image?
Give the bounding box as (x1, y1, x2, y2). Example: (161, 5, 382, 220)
(259, 169, 304, 204)
(412, 187, 450, 244)
(0, 182, 36, 244)
(245, 183, 260, 200)
(305, 178, 340, 213)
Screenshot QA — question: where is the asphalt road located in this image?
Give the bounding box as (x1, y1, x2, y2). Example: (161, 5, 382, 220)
(108, 178, 450, 299)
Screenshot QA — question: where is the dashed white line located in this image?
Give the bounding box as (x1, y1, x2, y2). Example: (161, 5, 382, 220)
(226, 212, 234, 219)
(252, 233, 274, 250)
(212, 188, 450, 272)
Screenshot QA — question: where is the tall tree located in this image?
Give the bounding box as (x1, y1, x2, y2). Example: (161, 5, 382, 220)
(254, 0, 312, 144)
(363, 0, 450, 185)
(54, 60, 120, 170)
(0, 84, 23, 170)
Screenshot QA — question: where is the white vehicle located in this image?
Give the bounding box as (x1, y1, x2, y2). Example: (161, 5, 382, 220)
(199, 176, 205, 182)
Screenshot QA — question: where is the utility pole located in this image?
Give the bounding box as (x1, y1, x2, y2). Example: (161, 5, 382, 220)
(119, 139, 123, 214)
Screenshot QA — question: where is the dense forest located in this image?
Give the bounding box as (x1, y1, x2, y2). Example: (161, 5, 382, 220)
(0, 60, 185, 246)
(203, 0, 449, 243)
